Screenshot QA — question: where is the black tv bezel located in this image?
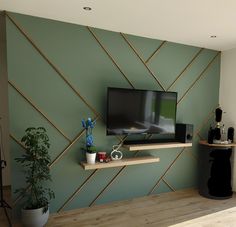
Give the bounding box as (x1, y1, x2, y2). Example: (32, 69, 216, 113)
(106, 87, 178, 136)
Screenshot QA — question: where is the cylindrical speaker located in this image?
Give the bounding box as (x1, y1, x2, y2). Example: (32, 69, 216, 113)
(215, 108, 222, 122)
(215, 127, 221, 140)
(208, 127, 214, 144)
(227, 127, 234, 142)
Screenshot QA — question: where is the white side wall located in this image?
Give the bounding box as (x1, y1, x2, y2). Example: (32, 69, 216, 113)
(220, 48, 236, 191)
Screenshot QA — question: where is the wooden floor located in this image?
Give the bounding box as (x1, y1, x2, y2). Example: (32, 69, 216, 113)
(3, 188, 236, 226)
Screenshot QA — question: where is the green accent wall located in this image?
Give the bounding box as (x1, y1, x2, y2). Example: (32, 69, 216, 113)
(6, 12, 220, 215)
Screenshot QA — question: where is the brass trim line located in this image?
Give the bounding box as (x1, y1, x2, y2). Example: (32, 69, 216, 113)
(145, 41, 167, 64)
(86, 27, 134, 89)
(167, 48, 204, 91)
(13, 187, 31, 206)
(148, 148, 185, 195)
(10, 134, 26, 150)
(89, 166, 126, 207)
(177, 52, 220, 105)
(9, 80, 72, 142)
(57, 169, 99, 212)
(195, 105, 217, 137)
(6, 12, 100, 118)
(162, 177, 175, 192)
(49, 116, 99, 168)
(120, 33, 166, 91)
(87, 150, 140, 207)
(197, 132, 204, 140)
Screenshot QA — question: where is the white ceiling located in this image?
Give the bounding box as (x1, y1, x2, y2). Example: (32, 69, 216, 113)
(1, 0, 236, 51)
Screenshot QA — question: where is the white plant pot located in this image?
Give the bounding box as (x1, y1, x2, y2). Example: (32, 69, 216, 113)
(22, 207, 49, 227)
(86, 152, 96, 164)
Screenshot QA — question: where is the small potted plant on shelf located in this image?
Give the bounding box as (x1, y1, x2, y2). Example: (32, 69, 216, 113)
(15, 127, 55, 227)
(82, 117, 96, 164)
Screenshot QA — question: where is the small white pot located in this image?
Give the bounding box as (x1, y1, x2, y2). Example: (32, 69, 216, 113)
(86, 152, 96, 164)
(22, 207, 49, 227)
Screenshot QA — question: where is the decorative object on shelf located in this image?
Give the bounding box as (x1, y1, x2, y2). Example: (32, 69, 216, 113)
(82, 117, 96, 164)
(98, 152, 107, 163)
(208, 126, 214, 144)
(110, 145, 123, 161)
(207, 107, 234, 144)
(15, 127, 55, 227)
(227, 127, 234, 143)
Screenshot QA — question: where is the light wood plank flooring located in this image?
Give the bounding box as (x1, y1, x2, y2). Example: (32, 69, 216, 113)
(3, 188, 236, 226)
(47, 189, 236, 227)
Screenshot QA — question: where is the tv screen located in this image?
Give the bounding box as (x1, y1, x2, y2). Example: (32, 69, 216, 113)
(107, 87, 177, 136)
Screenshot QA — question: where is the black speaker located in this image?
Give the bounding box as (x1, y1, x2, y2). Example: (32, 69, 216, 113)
(208, 127, 215, 144)
(227, 127, 234, 142)
(175, 123, 193, 143)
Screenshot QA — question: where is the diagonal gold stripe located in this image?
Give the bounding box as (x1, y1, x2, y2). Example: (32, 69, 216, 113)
(9, 80, 72, 142)
(178, 52, 220, 105)
(49, 115, 99, 168)
(162, 178, 175, 192)
(6, 12, 100, 118)
(167, 48, 204, 91)
(149, 105, 218, 196)
(197, 132, 204, 140)
(195, 105, 218, 137)
(89, 166, 126, 207)
(57, 169, 99, 212)
(148, 148, 185, 195)
(10, 134, 26, 150)
(86, 150, 140, 207)
(58, 135, 129, 211)
(120, 33, 166, 91)
(145, 41, 167, 64)
(86, 27, 134, 89)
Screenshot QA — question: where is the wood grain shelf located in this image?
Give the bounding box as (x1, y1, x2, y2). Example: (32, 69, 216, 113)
(80, 156, 160, 170)
(199, 140, 236, 147)
(123, 142, 192, 151)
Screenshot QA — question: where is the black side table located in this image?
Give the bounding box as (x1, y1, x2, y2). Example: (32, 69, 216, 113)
(199, 140, 235, 199)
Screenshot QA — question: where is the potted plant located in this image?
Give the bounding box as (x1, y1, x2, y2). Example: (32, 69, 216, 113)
(15, 127, 55, 227)
(82, 117, 96, 164)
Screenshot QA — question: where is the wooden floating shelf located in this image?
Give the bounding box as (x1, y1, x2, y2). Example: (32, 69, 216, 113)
(123, 142, 192, 151)
(199, 140, 236, 147)
(80, 156, 160, 170)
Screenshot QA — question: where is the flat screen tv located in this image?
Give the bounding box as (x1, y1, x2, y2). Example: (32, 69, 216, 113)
(107, 87, 177, 141)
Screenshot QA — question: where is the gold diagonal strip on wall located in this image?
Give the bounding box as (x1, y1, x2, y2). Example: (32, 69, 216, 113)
(58, 136, 129, 212)
(9, 80, 72, 142)
(11, 126, 91, 206)
(120, 33, 166, 91)
(197, 132, 204, 140)
(89, 166, 126, 207)
(148, 105, 218, 195)
(195, 105, 218, 137)
(10, 134, 26, 150)
(12, 126, 91, 205)
(177, 52, 220, 105)
(6, 12, 100, 118)
(167, 48, 204, 91)
(86, 26, 134, 89)
(162, 177, 175, 192)
(57, 169, 99, 212)
(145, 41, 167, 64)
(49, 115, 99, 168)
(88, 150, 141, 207)
(148, 148, 185, 195)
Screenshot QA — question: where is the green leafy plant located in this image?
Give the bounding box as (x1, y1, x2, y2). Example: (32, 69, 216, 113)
(15, 127, 55, 212)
